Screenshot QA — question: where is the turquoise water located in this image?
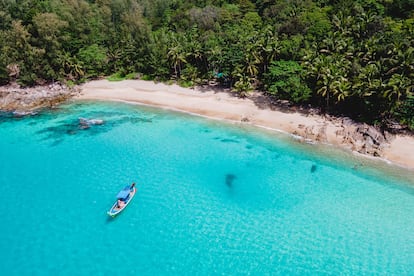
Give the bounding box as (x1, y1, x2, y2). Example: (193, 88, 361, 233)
(0, 101, 413, 275)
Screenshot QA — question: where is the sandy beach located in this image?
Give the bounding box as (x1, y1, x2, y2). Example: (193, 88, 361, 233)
(77, 79, 414, 171)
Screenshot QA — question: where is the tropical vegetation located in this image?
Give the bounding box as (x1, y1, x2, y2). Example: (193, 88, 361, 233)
(0, 0, 413, 130)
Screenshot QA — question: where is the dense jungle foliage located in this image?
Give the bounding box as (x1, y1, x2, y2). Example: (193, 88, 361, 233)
(0, 0, 413, 129)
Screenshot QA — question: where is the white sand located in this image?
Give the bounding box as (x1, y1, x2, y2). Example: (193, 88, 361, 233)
(76, 79, 414, 171)
(383, 136, 414, 169)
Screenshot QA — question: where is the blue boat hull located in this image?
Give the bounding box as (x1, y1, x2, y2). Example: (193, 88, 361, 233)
(107, 187, 136, 217)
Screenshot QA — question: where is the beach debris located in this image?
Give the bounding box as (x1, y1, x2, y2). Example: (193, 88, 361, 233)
(79, 117, 104, 129)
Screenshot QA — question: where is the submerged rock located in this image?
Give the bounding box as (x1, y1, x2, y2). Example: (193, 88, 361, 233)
(12, 110, 37, 117)
(79, 117, 104, 129)
(79, 117, 104, 125)
(225, 173, 237, 188)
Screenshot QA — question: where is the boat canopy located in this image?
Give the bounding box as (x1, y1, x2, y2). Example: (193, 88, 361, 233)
(116, 186, 131, 200)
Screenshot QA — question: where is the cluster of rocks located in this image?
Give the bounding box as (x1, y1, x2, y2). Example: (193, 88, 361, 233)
(336, 118, 389, 157)
(0, 82, 80, 112)
(296, 117, 390, 157)
(296, 123, 328, 143)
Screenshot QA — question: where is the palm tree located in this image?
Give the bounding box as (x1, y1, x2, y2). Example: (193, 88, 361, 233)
(206, 44, 223, 74)
(383, 73, 410, 102)
(168, 46, 186, 78)
(256, 26, 280, 75)
(166, 32, 189, 78)
(244, 50, 260, 79)
(332, 76, 351, 102)
(233, 72, 253, 97)
(185, 26, 204, 70)
(312, 53, 352, 110)
(57, 52, 84, 80)
(107, 47, 121, 72)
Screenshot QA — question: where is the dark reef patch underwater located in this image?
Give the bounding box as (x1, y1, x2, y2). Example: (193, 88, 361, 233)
(225, 173, 237, 187)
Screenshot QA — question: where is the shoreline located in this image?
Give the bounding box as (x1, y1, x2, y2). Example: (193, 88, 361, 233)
(74, 79, 413, 171)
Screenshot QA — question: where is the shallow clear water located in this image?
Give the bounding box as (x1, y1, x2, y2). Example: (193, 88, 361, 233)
(0, 101, 413, 275)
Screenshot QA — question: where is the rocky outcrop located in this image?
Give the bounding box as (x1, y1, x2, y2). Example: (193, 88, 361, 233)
(0, 82, 79, 112)
(337, 119, 388, 157)
(294, 116, 390, 157)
